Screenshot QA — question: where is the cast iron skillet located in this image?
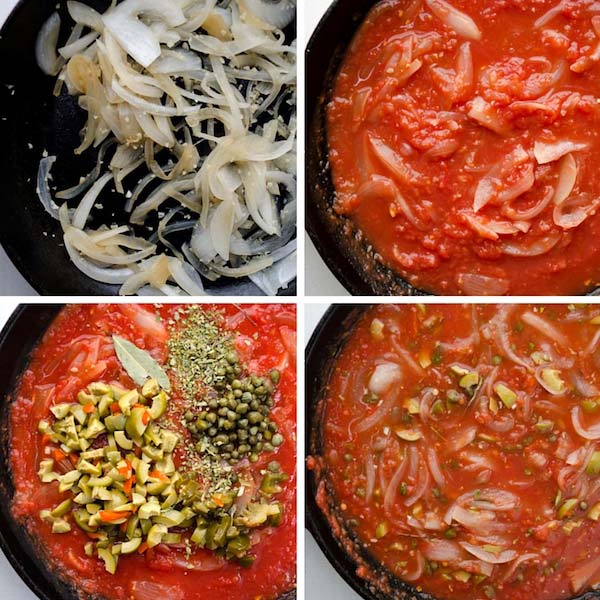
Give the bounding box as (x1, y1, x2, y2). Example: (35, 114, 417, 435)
(305, 304, 600, 600)
(0, 305, 296, 600)
(0, 0, 296, 296)
(306, 1, 429, 297)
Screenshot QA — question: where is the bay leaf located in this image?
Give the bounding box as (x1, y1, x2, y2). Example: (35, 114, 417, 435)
(112, 335, 171, 391)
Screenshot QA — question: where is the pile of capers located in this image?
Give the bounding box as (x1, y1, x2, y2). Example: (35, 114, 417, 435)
(184, 349, 283, 465)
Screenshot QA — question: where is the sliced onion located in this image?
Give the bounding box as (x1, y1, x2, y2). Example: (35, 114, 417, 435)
(474, 146, 531, 212)
(457, 273, 509, 296)
(67, 1, 104, 32)
(405, 461, 430, 507)
(534, 140, 588, 164)
(367, 136, 426, 187)
(36, 156, 60, 220)
(501, 232, 561, 257)
(239, 0, 296, 30)
(427, 447, 446, 488)
(572, 406, 600, 440)
(422, 539, 464, 563)
(460, 542, 517, 564)
(384, 449, 408, 515)
(553, 193, 600, 230)
(522, 311, 570, 348)
(355, 390, 400, 434)
(64, 235, 135, 284)
(368, 362, 403, 395)
(72, 172, 114, 229)
(36, 13, 62, 76)
(534, 2, 565, 28)
(425, 0, 481, 40)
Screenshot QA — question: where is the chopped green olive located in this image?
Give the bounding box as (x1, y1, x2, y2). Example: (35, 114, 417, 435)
(558, 498, 579, 519)
(540, 369, 566, 395)
(494, 383, 517, 409)
(395, 429, 422, 442)
(586, 451, 600, 476)
(375, 521, 389, 539)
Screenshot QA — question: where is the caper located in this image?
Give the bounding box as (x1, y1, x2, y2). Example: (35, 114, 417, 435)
(238, 430, 248, 441)
(223, 420, 233, 431)
(268, 461, 280, 473)
(228, 398, 237, 410)
(227, 410, 237, 421)
(233, 389, 243, 398)
(255, 386, 266, 396)
(241, 392, 252, 403)
(272, 433, 284, 447)
(236, 403, 249, 415)
(215, 434, 229, 445)
(250, 400, 259, 410)
(249, 453, 259, 463)
(249, 426, 258, 436)
(232, 380, 242, 390)
(239, 419, 249, 429)
(264, 443, 274, 452)
(269, 369, 280, 384)
(206, 413, 217, 424)
(208, 427, 217, 437)
(248, 412, 262, 425)
(226, 351, 239, 364)
(218, 397, 228, 407)
(184, 411, 194, 421)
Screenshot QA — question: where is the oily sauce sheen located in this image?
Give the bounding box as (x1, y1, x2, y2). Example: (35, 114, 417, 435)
(319, 305, 600, 600)
(9, 304, 296, 600)
(328, 0, 600, 295)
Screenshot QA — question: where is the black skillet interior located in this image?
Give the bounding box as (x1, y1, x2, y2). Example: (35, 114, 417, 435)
(0, 304, 296, 600)
(0, 0, 296, 296)
(305, 305, 600, 600)
(306, 0, 429, 297)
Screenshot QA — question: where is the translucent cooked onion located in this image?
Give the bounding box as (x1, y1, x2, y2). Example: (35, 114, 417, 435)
(36, 13, 62, 76)
(36, 0, 296, 295)
(425, 0, 481, 40)
(533, 140, 588, 165)
(422, 539, 464, 563)
(457, 273, 509, 296)
(572, 406, 600, 440)
(460, 542, 518, 564)
(553, 193, 600, 230)
(553, 154, 579, 206)
(501, 232, 561, 257)
(239, 0, 296, 29)
(369, 363, 402, 395)
(522, 311, 570, 348)
(36, 156, 61, 219)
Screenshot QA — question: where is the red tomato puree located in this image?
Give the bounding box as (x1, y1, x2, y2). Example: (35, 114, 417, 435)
(328, 0, 600, 295)
(10, 304, 296, 600)
(316, 304, 600, 600)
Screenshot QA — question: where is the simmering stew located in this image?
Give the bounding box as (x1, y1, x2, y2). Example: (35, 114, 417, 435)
(328, 0, 600, 295)
(311, 304, 600, 600)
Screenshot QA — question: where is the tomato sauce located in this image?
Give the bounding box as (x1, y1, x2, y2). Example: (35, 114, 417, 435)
(328, 0, 600, 295)
(315, 304, 600, 600)
(9, 304, 296, 600)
